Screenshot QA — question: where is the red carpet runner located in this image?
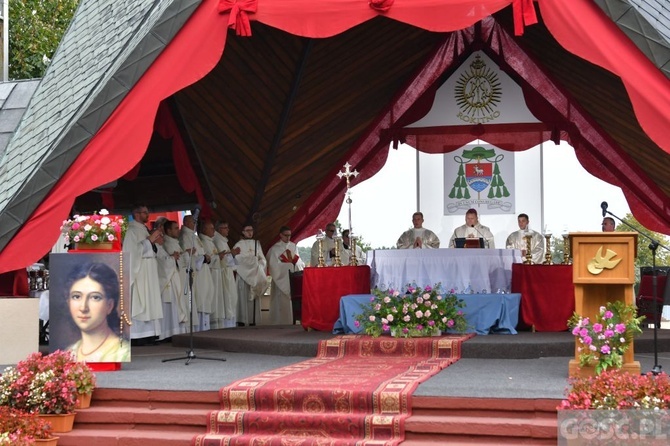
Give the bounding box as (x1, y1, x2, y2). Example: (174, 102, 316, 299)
(193, 333, 472, 446)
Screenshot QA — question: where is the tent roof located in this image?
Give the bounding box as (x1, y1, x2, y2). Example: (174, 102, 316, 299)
(0, 0, 669, 273)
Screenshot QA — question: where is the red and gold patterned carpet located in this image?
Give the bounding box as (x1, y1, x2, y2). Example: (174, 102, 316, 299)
(193, 333, 473, 446)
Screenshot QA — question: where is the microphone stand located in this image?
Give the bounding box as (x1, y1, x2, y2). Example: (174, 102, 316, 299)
(605, 209, 668, 375)
(163, 220, 225, 365)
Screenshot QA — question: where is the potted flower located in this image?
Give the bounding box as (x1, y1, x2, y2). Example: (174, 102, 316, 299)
(557, 370, 670, 443)
(355, 284, 469, 337)
(60, 209, 126, 248)
(0, 351, 79, 432)
(0, 406, 55, 446)
(568, 301, 644, 375)
(68, 361, 97, 409)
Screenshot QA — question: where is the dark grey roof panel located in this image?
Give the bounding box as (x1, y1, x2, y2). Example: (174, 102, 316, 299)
(0, 110, 25, 133)
(0, 0, 201, 253)
(3, 81, 39, 109)
(596, 0, 670, 78)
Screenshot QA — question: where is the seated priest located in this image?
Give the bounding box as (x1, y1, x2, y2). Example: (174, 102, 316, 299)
(396, 212, 440, 249)
(505, 213, 544, 263)
(310, 223, 346, 266)
(448, 208, 494, 248)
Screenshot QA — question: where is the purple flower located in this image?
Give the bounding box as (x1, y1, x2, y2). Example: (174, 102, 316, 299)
(615, 323, 626, 334)
(572, 327, 581, 336)
(447, 319, 455, 327)
(583, 336, 592, 345)
(416, 324, 424, 331)
(603, 310, 614, 319)
(427, 320, 435, 326)
(604, 329, 614, 338)
(600, 345, 611, 354)
(593, 323, 603, 333)
(382, 324, 390, 332)
(354, 320, 360, 327)
(579, 328, 589, 338)
(424, 285, 432, 292)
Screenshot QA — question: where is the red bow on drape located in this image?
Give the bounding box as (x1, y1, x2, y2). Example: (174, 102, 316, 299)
(369, 0, 394, 13)
(218, 0, 257, 37)
(512, 0, 538, 36)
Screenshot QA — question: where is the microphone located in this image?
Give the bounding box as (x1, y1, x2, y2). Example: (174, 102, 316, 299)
(470, 224, 488, 248)
(601, 201, 608, 218)
(192, 205, 201, 222)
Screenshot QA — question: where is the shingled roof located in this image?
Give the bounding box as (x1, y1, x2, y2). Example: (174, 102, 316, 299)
(0, 79, 39, 160)
(0, 0, 669, 273)
(0, 0, 199, 249)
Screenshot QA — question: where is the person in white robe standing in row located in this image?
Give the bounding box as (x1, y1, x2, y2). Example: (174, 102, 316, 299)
(179, 214, 214, 332)
(155, 217, 186, 339)
(199, 219, 225, 329)
(234, 224, 267, 326)
(213, 221, 239, 328)
(267, 226, 304, 325)
(122, 204, 163, 341)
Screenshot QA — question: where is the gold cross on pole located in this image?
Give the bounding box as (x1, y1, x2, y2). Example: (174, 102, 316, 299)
(336, 162, 359, 188)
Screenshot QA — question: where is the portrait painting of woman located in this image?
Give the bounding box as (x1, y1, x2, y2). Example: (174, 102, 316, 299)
(49, 253, 130, 362)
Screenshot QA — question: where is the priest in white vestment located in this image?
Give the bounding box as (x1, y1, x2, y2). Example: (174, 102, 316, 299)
(342, 229, 366, 265)
(179, 214, 214, 332)
(506, 213, 545, 264)
(310, 222, 346, 266)
(448, 208, 495, 248)
(396, 212, 440, 249)
(199, 220, 225, 329)
(213, 222, 239, 328)
(156, 219, 187, 338)
(267, 226, 304, 325)
(122, 205, 163, 340)
(234, 224, 268, 326)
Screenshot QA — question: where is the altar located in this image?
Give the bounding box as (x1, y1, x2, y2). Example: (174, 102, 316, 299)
(366, 248, 522, 293)
(334, 293, 521, 335)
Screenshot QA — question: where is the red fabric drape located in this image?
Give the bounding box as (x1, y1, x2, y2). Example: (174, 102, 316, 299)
(2, 0, 670, 273)
(154, 102, 213, 219)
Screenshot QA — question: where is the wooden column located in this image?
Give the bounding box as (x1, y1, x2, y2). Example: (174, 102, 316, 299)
(569, 232, 640, 377)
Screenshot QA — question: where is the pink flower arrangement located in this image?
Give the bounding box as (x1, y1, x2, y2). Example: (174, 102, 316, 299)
(355, 284, 469, 337)
(0, 350, 94, 414)
(568, 301, 644, 374)
(559, 369, 670, 410)
(0, 406, 53, 445)
(61, 209, 126, 244)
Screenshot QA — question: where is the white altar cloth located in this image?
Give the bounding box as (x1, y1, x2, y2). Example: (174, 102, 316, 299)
(366, 248, 522, 293)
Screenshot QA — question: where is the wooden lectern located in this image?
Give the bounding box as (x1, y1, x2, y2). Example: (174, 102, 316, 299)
(569, 232, 639, 377)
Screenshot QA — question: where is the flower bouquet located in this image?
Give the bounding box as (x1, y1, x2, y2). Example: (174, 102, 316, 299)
(61, 209, 126, 245)
(0, 351, 78, 414)
(0, 406, 54, 446)
(568, 301, 644, 375)
(355, 284, 469, 337)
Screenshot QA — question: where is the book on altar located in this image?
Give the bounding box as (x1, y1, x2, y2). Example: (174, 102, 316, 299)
(455, 237, 484, 249)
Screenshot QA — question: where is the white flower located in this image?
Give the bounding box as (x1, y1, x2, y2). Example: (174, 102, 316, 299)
(84, 224, 92, 231)
(100, 216, 111, 225)
(100, 224, 108, 231)
(386, 314, 394, 322)
(99, 209, 110, 215)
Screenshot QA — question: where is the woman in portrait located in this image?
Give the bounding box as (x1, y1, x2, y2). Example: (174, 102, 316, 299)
(64, 262, 130, 362)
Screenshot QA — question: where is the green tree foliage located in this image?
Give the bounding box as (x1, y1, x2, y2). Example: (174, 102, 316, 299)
(615, 213, 670, 268)
(9, 0, 80, 80)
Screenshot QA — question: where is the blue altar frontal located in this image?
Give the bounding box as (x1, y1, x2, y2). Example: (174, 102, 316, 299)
(333, 293, 521, 336)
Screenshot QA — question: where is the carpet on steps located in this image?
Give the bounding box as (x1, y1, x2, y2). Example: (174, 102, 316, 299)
(193, 333, 472, 446)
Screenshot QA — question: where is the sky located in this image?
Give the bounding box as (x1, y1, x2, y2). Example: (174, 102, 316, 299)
(297, 141, 631, 249)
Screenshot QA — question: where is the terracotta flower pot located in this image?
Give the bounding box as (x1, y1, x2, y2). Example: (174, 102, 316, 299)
(38, 413, 76, 433)
(75, 392, 92, 409)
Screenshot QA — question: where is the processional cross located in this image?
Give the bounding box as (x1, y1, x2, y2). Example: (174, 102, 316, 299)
(337, 162, 360, 265)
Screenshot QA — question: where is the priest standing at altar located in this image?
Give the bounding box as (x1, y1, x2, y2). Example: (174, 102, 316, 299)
(505, 213, 544, 263)
(123, 204, 164, 342)
(396, 212, 440, 249)
(310, 223, 345, 265)
(448, 208, 495, 248)
(267, 226, 304, 325)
